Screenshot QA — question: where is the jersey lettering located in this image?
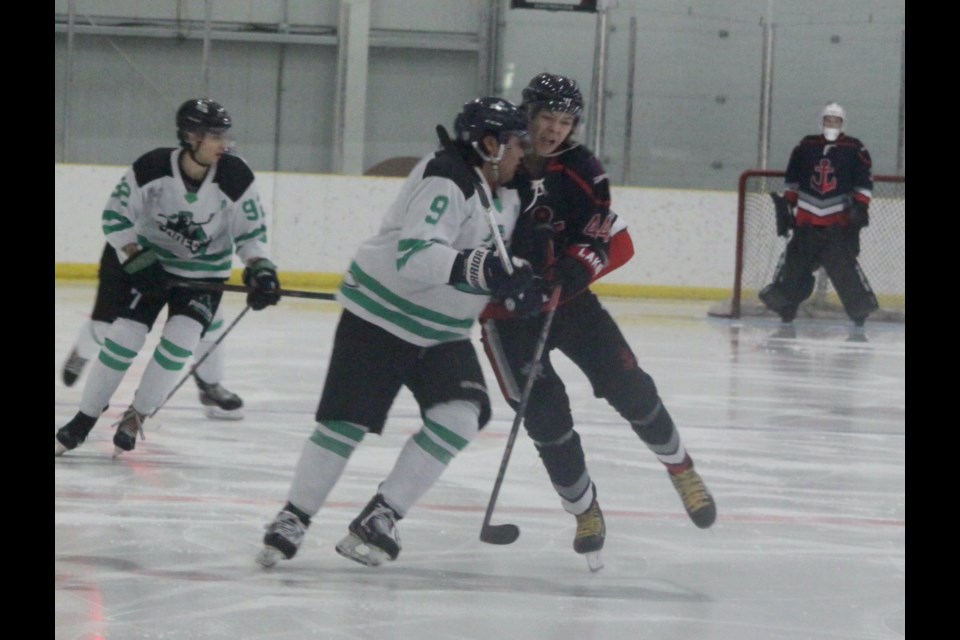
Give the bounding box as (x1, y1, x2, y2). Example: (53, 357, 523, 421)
(425, 195, 449, 224)
(583, 213, 614, 241)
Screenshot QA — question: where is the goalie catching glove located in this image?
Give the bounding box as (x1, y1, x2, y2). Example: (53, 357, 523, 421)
(243, 258, 281, 310)
(122, 247, 167, 296)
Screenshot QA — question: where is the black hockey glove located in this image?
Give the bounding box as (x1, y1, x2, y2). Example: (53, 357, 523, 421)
(504, 275, 549, 320)
(849, 201, 869, 229)
(243, 259, 281, 310)
(771, 192, 796, 238)
(450, 248, 534, 298)
(552, 254, 593, 299)
(122, 248, 167, 296)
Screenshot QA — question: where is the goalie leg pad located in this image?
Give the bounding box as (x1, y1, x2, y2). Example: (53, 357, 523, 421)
(820, 237, 879, 323)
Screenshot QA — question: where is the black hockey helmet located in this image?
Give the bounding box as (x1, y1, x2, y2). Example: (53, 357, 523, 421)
(176, 98, 232, 148)
(521, 73, 584, 125)
(454, 97, 529, 147)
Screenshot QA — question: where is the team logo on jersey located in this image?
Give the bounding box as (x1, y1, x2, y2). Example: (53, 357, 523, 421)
(158, 211, 214, 254)
(810, 158, 838, 196)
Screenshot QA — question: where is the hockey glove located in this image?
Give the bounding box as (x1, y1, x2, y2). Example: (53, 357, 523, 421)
(771, 192, 796, 238)
(504, 275, 549, 320)
(849, 201, 869, 229)
(243, 259, 281, 310)
(122, 248, 167, 296)
(450, 248, 534, 299)
(551, 254, 593, 299)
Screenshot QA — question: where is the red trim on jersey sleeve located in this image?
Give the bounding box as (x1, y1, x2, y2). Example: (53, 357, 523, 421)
(593, 229, 634, 281)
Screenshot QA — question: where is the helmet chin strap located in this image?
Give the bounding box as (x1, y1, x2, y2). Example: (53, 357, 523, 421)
(188, 142, 212, 168)
(472, 140, 506, 187)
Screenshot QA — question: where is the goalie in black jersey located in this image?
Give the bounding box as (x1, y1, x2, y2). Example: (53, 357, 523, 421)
(759, 102, 879, 328)
(481, 73, 716, 572)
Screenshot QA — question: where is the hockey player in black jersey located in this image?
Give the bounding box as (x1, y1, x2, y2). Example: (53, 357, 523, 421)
(759, 102, 878, 328)
(481, 73, 716, 571)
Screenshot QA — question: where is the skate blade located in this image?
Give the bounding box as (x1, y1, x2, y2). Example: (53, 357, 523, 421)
(585, 551, 604, 573)
(256, 546, 283, 568)
(112, 446, 128, 459)
(335, 533, 390, 567)
(203, 406, 245, 421)
(55, 439, 68, 456)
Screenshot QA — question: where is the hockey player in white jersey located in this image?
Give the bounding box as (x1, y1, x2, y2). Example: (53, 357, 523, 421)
(257, 97, 541, 568)
(61, 243, 246, 420)
(55, 98, 281, 457)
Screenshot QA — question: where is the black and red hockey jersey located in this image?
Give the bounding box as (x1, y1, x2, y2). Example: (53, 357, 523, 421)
(511, 144, 632, 294)
(783, 133, 873, 227)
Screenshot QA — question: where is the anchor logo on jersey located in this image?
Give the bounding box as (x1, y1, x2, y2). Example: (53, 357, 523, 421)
(158, 211, 215, 254)
(810, 158, 838, 196)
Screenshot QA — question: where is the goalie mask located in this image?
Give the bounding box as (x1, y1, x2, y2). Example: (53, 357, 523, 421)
(522, 73, 584, 127)
(820, 102, 846, 142)
(176, 98, 232, 149)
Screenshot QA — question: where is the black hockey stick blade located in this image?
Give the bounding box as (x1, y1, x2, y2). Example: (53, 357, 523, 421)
(480, 523, 520, 545)
(168, 280, 337, 301)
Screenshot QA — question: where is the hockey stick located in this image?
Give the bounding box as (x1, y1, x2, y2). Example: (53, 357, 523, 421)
(433, 125, 556, 543)
(169, 280, 337, 301)
(480, 284, 562, 545)
(436, 125, 515, 275)
(149, 304, 251, 419)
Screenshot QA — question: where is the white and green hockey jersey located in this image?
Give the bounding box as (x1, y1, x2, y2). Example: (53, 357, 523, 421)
(102, 148, 271, 279)
(338, 150, 522, 347)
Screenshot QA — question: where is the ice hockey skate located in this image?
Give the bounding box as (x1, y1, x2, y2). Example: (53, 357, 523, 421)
(335, 494, 402, 567)
(61, 348, 89, 387)
(669, 456, 716, 529)
(257, 509, 308, 568)
(112, 406, 146, 457)
(194, 373, 244, 420)
(55, 413, 98, 456)
(573, 496, 606, 572)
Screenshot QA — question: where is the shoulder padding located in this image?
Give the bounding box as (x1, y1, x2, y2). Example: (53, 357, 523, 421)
(213, 154, 256, 202)
(131, 148, 177, 187)
(423, 151, 476, 200)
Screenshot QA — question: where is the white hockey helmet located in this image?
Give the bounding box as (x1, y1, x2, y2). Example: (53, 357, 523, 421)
(820, 102, 846, 140)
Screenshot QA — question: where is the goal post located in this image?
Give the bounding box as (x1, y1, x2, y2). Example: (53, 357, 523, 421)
(708, 170, 905, 322)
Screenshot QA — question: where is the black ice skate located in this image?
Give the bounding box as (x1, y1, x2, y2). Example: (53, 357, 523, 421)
(194, 373, 245, 420)
(668, 456, 717, 529)
(257, 509, 308, 568)
(112, 407, 146, 457)
(335, 494, 402, 567)
(573, 495, 606, 572)
(55, 412, 98, 456)
(61, 348, 89, 387)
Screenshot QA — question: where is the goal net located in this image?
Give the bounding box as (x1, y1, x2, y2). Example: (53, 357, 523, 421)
(708, 170, 905, 322)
